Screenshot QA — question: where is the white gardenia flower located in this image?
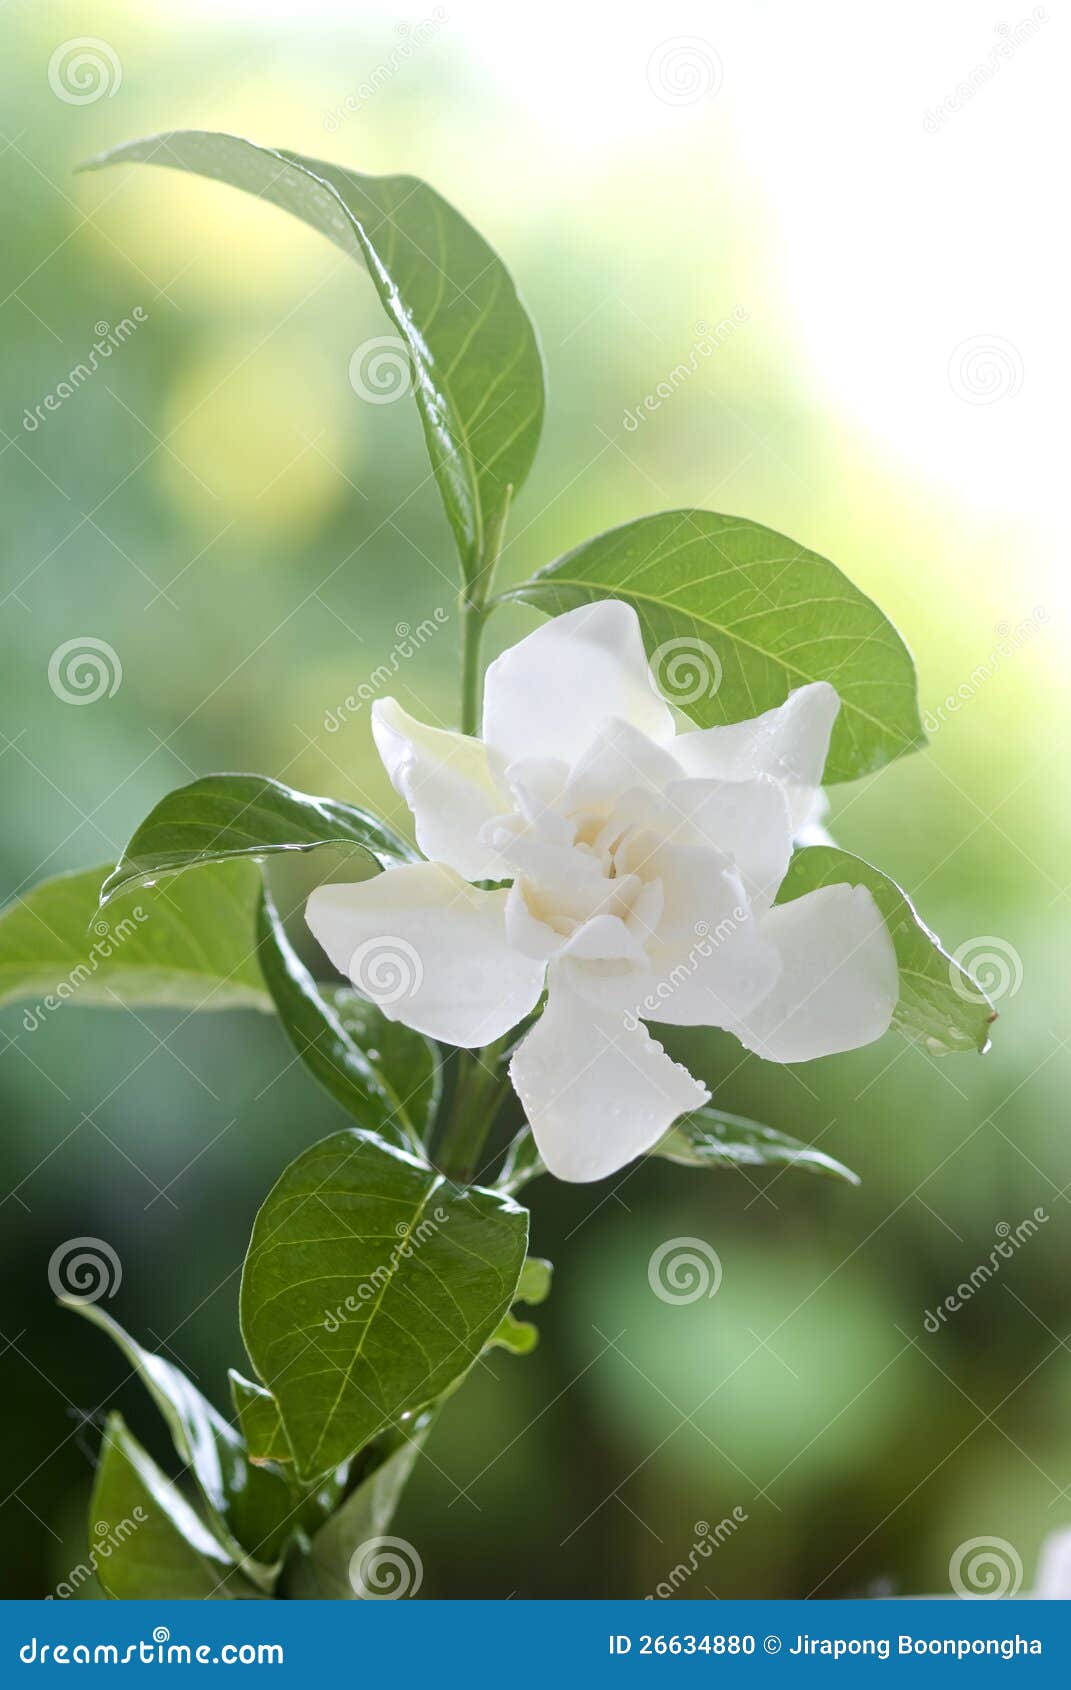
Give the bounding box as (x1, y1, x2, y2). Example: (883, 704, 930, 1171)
(306, 601, 898, 1182)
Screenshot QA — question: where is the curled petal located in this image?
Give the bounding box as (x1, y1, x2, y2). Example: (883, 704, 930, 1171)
(585, 841, 780, 1026)
(562, 718, 683, 813)
(730, 882, 898, 1062)
(664, 775, 793, 906)
(483, 600, 674, 766)
(372, 698, 508, 880)
(673, 682, 839, 831)
(306, 862, 545, 1048)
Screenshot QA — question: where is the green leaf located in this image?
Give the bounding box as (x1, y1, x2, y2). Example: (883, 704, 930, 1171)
(504, 510, 925, 782)
(324, 987, 442, 1143)
(487, 1312, 539, 1355)
(100, 774, 413, 908)
(0, 861, 267, 1018)
(82, 131, 546, 584)
(226, 1369, 351, 1540)
(655, 1106, 860, 1185)
(485, 1255, 552, 1356)
(65, 1300, 290, 1570)
(776, 845, 995, 1055)
(240, 1128, 528, 1479)
(283, 1420, 432, 1599)
(516, 1256, 553, 1305)
(229, 1369, 292, 1466)
(89, 1414, 262, 1599)
(256, 889, 427, 1155)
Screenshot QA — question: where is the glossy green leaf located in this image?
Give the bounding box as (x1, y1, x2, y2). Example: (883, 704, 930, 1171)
(226, 1370, 351, 1543)
(256, 889, 426, 1154)
(283, 1419, 432, 1599)
(89, 1414, 262, 1599)
(66, 1300, 289, 1570)
(516, 1256, 553, 1305)
(487, 1312, 539, 1355)
(776, 845, 995, 1055)
(485, 1255, 552, 1356)
(0, 861, 267, 1018)
(324, 987, 442, 1142)
(655, 1106, 860, 1185)
(505, 510, 925, 782)
(229, 1369, 292, 1466)
(240, 1128, 528, 1479)
(100, 774, 412, 909)
(82, 131, 546, 584)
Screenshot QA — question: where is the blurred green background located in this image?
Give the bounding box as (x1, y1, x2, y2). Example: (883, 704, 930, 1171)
(2, 0, 1066, 1600)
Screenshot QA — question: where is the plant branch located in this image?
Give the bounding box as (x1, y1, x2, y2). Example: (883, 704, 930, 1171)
(458, 486, 512, 737)
(436, 1037, 509, 1183)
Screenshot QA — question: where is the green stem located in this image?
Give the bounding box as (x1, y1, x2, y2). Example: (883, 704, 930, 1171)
(459, 600, 487, 738)
(437, 1038, 508, 1183)
(458, 486, 512, 737)
(443, 488, 517, 1174)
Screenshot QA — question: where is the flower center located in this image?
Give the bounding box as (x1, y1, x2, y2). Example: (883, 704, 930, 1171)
(486, 793, 667, 966)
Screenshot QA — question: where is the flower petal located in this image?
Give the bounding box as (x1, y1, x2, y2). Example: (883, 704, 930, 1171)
(730, 882, 898, 1062)
(664, 775, 793, 906)
(673, 682, 839, 831)
(483, 601, 674, 766)
(591, 839, 781, 1025)
(306, 863, 545, 1048)
(562, 718, 683, 813)
(510, 970, 709, 1182)
(372, 698, 508, 880)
